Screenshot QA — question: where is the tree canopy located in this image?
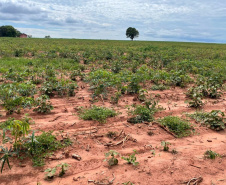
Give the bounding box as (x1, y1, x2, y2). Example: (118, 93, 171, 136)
(126, 27, 139, 41)
(0, 25, 21, 37)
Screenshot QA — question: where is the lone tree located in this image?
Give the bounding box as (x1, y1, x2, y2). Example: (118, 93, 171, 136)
(126, 27, 139, 41)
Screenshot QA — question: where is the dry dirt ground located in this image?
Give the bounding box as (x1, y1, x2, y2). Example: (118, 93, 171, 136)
(0, 83, 226, 185)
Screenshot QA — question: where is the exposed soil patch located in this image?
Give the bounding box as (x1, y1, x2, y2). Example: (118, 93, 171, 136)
(0, 85, 225, 185)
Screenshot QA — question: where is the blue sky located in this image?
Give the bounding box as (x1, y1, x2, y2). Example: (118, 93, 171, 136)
(0, 0, 226, 43)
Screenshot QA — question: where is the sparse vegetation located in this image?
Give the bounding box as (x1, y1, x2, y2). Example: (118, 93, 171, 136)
(0, 38, 225, 184)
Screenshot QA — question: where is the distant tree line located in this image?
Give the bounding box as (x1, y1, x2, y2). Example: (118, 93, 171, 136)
(0, 25, 22, 37)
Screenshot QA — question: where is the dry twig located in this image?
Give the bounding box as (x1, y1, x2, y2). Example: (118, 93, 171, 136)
(88, 174, 115, 185)
(154, 122, 177, 138)
(187, 176, 203, 185)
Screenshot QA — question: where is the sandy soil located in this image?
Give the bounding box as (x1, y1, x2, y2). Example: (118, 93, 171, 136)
(0, 83, 226, 185)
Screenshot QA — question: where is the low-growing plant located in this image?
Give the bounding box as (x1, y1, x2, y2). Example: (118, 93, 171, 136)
(127, 100, 160, 124)
(151, 84, 169, 91)
(45, 163, 70, 179)
(104, 150, 119, 166)
(187, 110, 225, 131)
(122, 150, 139, 166)
(138, 89, 148, 102)
(44, 167, 56, 180)
(204, 150, 220, 159)
(9, 120, 30, 147)
(160, 116, 193, 137)
(78, 106, 117, 123)
(58, 163, 70, 177)
(0, 146, 17, 173)
(168, 70, 192, 87)
(171, 149, 178, 155)
(24, 131, 71, 166)
(33, 95, 53, 114)
(161, 141, 171, 151)
(110, 91, 122, 104)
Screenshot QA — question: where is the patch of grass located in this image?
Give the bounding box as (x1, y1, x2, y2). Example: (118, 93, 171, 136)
(160, 116, 193, 137)
(78, 105, 117, 123)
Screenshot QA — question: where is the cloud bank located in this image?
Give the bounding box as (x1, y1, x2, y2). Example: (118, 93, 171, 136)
(0, 0, 225, 42)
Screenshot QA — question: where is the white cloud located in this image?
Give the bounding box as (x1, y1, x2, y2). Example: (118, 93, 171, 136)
(1, 0, 226, 42)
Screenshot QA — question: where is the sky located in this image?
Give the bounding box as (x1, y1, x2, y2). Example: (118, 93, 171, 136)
(0, 0, 226, 43)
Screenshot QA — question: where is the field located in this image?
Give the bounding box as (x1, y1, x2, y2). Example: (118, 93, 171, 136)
(0, 38, 226, 185)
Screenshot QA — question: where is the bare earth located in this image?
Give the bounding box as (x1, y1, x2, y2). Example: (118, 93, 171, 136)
(0, 83, 226, 185)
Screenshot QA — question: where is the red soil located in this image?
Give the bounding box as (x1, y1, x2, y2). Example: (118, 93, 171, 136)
(0, 85, 226, 185)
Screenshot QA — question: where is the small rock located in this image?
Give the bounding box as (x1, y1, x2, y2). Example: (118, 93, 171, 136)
(207, 140, 212, 142)
(72, 154, 82, 161)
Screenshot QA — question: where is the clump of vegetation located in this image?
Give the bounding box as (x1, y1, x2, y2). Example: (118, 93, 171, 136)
(78, 106, 117, 123)
(127, 100, 160, 124)
(204, 150, 220, 159)
(121, 150, 139, 166)
(33, 95, 53, 114)
(24, 131, 72, 166)
(151, 84, 169, 91)
(45, 163, 70, 180)
(187, 110, 225, 131)
(104, 150, 119, 166)
(186, 86, 204, 108)
(160, 116, 194, 137)
(161, 141, 171, 151)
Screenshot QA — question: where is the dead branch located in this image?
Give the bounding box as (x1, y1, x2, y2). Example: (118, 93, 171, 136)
(113, 130, 124, 140)
(154, 122, 177, 138)
(187, 176, 203, 185)
(49, 116, 61, 122)
(190, 164, 201, 169)
(88, 174, 115, 185)
(104, 134, 130, 147)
